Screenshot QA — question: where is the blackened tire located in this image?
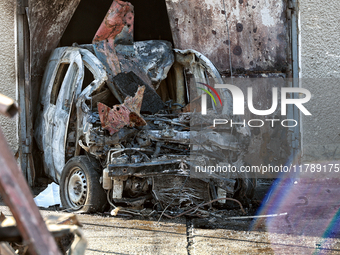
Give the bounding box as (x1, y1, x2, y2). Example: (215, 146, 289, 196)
(60, 156, 107, 213)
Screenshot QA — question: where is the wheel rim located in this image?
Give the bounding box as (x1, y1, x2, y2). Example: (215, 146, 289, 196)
(65, 167, 88, 208)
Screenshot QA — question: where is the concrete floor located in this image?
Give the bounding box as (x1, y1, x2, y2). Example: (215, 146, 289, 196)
(1, 179, 340, 254)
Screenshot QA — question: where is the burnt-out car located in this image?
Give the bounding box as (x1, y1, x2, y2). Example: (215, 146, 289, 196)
(34, 0, 256, 214)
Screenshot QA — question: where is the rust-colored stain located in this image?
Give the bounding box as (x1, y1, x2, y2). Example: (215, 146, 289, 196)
(98, 86, 146, 135)
(93, 0, 134, 43)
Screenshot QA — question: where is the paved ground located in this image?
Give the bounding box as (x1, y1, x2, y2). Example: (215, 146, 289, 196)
(1, 179, 340, 254)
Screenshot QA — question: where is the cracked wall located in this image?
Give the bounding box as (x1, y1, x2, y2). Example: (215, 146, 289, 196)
(0, 0, 17, 152)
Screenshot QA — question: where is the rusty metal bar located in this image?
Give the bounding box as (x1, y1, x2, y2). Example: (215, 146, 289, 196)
(0, 125, 61, 255)
(24, 5, 35, 186)
(16, 0, 28, 183)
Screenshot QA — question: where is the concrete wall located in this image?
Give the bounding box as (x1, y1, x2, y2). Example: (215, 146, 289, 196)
(299, 1, 340, 162)
(0, 0, 17, 152)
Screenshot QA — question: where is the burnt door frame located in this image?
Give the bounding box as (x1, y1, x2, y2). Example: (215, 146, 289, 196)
(16, 0, 34, 186)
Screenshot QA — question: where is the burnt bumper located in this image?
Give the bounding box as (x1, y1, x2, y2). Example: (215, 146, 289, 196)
(108, 159, 185, 177)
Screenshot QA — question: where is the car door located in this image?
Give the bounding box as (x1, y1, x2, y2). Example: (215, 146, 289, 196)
(51, 50, 84, 181)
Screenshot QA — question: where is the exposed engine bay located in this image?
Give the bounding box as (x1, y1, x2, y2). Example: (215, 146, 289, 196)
(67, 84, 255, 214)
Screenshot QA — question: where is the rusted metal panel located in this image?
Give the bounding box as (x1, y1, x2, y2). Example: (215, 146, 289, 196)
(93, 39, 121, 78)
(98, 86, 146, 135)
(165, 0, 287, 73)
(98, 103, 131, 135)
(93, 0, 134, 44)
(92, 0, 134, 102)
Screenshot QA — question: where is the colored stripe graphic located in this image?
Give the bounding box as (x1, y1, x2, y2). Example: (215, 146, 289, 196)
(197, 82, 223, 106)
(197, 87, 216, 105)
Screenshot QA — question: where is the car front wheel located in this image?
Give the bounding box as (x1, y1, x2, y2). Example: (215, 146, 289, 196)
(60, 156, 107, 213)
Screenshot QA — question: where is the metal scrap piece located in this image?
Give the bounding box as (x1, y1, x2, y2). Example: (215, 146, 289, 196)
(98, 103, 130, 135)
(92, 1, 174, 104)
(92, 0, 134, 44)
(124, 85, 144, 115)
(92, 0, 134, 102)
(115, 40, 174, 90)
(133, 41, 174, 89)
(93, 40, 121, 77)
(98, 86, 146, 135)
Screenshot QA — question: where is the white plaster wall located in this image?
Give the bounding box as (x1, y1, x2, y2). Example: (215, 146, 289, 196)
(0, 0, 17, 152)
(300, 1, 340, 162)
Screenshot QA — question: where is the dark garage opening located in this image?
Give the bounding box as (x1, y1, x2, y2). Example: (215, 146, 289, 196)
(60, 0, 174, 46)
(60, 0, 112, 46)
(128, 0, 173, 43)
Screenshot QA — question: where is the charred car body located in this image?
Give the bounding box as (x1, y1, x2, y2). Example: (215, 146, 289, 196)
(34, 0, 256, 214)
